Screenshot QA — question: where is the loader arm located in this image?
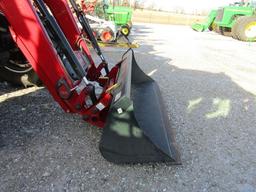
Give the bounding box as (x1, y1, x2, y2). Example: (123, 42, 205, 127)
(0, 0, 180, 164)
(0, 0, 115, 127)
(192, 10, 217, 32)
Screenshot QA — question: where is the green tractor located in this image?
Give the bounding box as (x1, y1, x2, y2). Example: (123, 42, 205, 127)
(192, 0, 256, 41)
(82, 0, 133, 37)
(105, 5, 133, 36)
(94, 0, 133, 36)
(102, 0, 133, 37)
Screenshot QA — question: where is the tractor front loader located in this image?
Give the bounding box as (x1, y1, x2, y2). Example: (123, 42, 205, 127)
(192, 10, 217, 32)
(0, 0, 180, 164)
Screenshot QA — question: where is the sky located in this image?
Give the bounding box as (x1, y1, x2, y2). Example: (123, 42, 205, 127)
(134, 0, 238, 14)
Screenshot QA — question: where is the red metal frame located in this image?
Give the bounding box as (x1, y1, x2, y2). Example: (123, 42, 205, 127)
(0, 0, 119, 127)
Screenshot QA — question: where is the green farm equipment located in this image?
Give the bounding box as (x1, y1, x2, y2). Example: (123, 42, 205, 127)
(104, 2, 133, 36)
(91, 0, 133, 36)
(192, 10, 217, 32)
(192, 0, 256, 41)
(80, 0, 136, 48)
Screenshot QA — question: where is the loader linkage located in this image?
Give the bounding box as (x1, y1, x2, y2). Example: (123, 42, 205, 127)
(0, 0, 180, 164)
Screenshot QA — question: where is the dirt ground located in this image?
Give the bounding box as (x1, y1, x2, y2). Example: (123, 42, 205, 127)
(1, 23, 256, 192)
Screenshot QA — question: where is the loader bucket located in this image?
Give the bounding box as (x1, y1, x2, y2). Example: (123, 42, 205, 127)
(192, 23, 206, 32)
(99, 49, 181, 164)
(191, 10, 217, 32)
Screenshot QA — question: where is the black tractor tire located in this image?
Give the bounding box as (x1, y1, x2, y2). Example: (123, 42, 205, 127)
(0, 12, 40, 87)
(231, 16, 246, 40)
(234, 16, 256, 41)
(220, 27, 232, 37)
(120, 25, 131, 37)
(0, 50, 40, 87)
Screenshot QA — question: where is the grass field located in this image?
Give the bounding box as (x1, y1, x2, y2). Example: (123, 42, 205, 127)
(132, 9, 205, 25)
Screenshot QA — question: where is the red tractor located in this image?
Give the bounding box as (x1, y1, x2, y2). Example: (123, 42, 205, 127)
(0, 0, 180, 164)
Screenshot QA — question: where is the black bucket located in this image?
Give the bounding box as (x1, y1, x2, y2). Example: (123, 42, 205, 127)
(99, 49, 181, 164)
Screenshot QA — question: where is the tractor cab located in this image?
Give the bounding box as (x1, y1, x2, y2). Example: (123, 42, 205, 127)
(214, 1, 255, 28)
(250, 0, 256, 7)
(231, 0, 256, 6)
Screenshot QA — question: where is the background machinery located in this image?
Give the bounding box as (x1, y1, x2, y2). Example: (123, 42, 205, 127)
(104, 2, 133, 36)
(80, 0, 133, 46)
(192, 0, 256, 41)
(0, 0, 180, 164)
(80, 0, 119, 43)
